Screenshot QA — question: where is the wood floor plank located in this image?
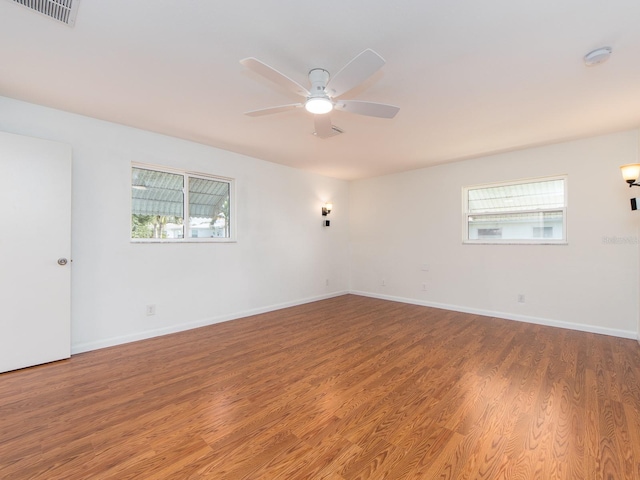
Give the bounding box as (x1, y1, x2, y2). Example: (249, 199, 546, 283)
(1, 294, 639, 479)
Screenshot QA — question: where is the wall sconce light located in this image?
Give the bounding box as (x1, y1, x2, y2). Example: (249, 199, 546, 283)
(322, 202, 332, 227)
(620, 164, 640, 187)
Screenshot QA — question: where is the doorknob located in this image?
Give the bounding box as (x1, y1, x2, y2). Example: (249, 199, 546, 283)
(57, 258, 68, 266)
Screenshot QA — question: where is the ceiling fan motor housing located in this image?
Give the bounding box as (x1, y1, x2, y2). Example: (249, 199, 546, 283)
(308, 68, 331, 99)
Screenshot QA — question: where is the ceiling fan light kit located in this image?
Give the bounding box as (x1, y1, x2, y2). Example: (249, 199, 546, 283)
(241, 49, 399, 138)
(305, 97, 333, 114)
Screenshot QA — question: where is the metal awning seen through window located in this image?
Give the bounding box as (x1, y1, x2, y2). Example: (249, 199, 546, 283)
(468, 179, 565, 214)
(131, 167, 229, 218)
(132, 168, 183, 217)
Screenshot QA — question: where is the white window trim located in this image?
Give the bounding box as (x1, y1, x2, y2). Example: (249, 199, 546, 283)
(131, 162, 237, 243)
(462, 175, 568, 245)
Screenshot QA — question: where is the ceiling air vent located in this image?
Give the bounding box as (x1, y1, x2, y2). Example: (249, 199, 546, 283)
(9, 0, 80, 27)
(313, 125, 344, 138)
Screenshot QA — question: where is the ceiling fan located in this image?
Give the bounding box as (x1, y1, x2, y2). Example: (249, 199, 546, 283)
(240, 49, 400, 138)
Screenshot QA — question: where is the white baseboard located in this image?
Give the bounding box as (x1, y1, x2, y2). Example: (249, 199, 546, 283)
(71, 291, 349, 354)
(72, 289, 637, 354)
(350, 290, 638, 340)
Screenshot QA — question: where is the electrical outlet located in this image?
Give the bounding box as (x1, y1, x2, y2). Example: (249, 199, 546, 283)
(517, 294, 525, 304)
(146, 304, 156, 316)
(381, 279, 386, 287)
(422, 283, 427, 291)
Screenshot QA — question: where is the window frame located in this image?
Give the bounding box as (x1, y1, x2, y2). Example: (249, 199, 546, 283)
(131, 163, 236, 243)
(462, 175, 568, 245)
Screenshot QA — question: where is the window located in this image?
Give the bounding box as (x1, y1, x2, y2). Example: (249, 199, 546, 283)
(131, 164, 234, 242)
(463, 176, 567, 244)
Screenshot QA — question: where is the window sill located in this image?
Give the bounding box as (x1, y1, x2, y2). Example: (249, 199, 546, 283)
(131, 238, 237, 244)
(463, 240, 568, 245)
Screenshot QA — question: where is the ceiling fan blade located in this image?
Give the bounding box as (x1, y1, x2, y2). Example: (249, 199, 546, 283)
(241, 57, 310, 97)
(314, 114, 334, 138)
(326, 49, 386, 98)
(335, 100, 400, 119)
(244, 104, 303, 117)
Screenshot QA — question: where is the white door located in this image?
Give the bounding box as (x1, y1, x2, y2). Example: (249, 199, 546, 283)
(0, 131, 71, 373)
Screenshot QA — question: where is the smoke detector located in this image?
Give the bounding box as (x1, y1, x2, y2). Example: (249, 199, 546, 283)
(8, 0, 80, 27)
(583, 47, 612, 67)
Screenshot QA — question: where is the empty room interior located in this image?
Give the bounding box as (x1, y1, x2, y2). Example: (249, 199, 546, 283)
(1, 1, 640, 478)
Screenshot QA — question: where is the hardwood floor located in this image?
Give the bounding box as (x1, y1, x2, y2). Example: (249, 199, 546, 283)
(1, 295, 640, 479)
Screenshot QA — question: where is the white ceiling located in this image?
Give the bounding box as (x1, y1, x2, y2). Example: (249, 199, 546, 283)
(1, 1, 639, 180)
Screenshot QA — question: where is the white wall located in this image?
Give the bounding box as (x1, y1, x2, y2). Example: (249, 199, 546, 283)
(0, 96, 350, 353)
(350, 130, 640, 338)
(2, 95, 639, 350)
